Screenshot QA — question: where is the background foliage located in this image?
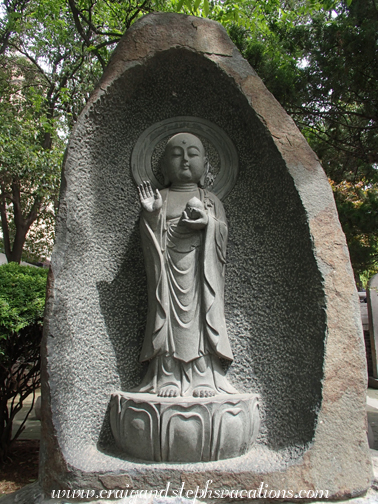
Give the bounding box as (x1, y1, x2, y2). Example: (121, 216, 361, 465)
(0, 263, 47, 462)
(224, 0, 378, 284)
(0, 0, 377, 284)
(0, 262, 47, 339)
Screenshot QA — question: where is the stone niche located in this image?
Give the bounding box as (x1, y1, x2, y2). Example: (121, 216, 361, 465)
(40, 12, 371, 500)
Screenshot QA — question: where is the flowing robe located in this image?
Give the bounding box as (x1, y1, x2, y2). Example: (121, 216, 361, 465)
(139, 187, 233, 364)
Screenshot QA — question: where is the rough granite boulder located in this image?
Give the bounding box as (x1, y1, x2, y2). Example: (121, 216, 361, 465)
(37, 12, 371, 501)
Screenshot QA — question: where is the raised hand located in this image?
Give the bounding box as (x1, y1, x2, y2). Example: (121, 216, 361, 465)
(138, 181, 162, 213)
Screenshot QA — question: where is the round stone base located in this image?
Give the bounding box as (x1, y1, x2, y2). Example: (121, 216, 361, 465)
(110, 392, 260, 463)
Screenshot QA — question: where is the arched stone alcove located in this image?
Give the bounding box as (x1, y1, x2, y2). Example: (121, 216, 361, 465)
(40, 12, 371, 499)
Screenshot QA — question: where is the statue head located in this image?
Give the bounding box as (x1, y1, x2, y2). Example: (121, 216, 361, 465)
(162, 133, 208, 186)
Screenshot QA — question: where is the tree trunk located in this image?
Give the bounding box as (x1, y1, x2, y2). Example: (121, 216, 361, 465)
(0, 406, 12, 464)
(0, 188, 12, 260)
(7, 226, 28, 263)
(0, 179, 42, 263)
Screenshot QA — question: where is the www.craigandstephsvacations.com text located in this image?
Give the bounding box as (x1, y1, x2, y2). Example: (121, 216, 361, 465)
(51, 480, 329, 501)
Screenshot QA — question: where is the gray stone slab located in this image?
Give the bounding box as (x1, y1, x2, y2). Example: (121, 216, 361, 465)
(368, 274, 378, 378)
(37, 11, 371, 502)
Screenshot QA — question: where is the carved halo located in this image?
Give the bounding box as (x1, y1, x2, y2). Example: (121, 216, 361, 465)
(131, 117, 239, 200)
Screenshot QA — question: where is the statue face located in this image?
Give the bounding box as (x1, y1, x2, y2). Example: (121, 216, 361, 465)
(163, 133, 207, 185)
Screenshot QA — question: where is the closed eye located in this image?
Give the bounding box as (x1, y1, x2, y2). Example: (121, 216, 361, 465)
(188, 148, 200, 157)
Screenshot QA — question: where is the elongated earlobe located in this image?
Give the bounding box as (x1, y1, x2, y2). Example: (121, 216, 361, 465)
(161, 158, 170, 186)
(199, 158, 209, 188)
(163, 172, 170, 186)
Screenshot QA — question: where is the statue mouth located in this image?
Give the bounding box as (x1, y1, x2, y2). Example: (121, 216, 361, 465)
(180, 169, 192, 177)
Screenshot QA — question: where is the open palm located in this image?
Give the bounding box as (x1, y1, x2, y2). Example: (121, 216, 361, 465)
(138, 181, 162, 213)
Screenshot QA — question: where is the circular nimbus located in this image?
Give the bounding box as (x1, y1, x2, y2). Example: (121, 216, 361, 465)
(131, 117, 239, 200)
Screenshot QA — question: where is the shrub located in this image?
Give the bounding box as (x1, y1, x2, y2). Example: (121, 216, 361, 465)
(0, 262, 48, 462)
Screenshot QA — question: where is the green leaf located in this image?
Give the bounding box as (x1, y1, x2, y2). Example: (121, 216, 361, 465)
(203, 0, 209, 16)
(176, 0, 185, 11)
(183, 0, 193, 11)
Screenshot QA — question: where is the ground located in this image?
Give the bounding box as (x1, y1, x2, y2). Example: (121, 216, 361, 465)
(0, 440, 39, 497)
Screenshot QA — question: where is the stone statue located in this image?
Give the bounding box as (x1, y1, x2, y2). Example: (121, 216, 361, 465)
(134, 132, 237, 398)
(110, 132, 259, 462)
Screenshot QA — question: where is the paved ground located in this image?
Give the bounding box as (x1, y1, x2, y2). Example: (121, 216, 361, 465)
(12, 389, 41, 441)
(0, 253, 39, 268)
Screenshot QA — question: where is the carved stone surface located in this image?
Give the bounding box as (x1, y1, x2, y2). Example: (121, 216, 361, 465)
(133, 133, 237, 402)
(38, 12, 371, 500)
(110, 392, 260, 462)
(118, 132, 251, 461)
(130, 117, 239, 200)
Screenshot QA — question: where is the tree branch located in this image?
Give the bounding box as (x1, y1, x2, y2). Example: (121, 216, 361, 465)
(25, 196, 42, 229)
(67, 0, 106, 69)
(11, 180, 25, 229)
(0, 30, 12, 56)
(67, 0, 91, 45)
(94, 38, 121, 50)
(125, 0, 151, 28)
(0, 185, 11, 260)
(8, 43, 52, 86)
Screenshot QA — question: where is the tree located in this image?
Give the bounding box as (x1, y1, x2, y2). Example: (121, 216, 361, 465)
(0, 0, 171, 264)
(1, 0, 377, 281)
(287, 1, 378, 282)
(0, 54, 63, 263)
(0, 0, 170, 263)
(0, 263, 47, 462)
(292, 1, 378, 282)
(0, 0, 31, 55)
(220, 0, 378, 283)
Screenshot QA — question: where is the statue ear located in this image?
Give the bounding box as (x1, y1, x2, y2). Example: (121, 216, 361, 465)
(163, 172, 170, 186)
(161, 157, 170, 186)
(199, 157, 209, 188)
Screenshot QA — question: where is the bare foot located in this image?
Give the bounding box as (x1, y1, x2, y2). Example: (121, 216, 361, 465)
(158, 385, 179, 398)
(193, 387, 216, 398)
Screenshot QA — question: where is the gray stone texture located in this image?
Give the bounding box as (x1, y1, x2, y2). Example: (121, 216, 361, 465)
(368, 274, 378, 380)
(39, 12, 371, 500)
